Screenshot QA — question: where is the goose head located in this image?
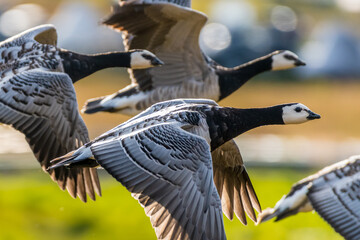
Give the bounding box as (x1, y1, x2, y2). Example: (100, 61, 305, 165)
(129, 49, 164, 69)
(271, 50, 306, 71)
(282, 103, 320, 124)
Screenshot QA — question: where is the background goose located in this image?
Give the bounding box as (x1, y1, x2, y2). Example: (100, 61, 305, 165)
(82, 2, 306, 116)
(258, 155, 360, 240)
(50, 99, 320, 239)
(0, 24, 162, 202)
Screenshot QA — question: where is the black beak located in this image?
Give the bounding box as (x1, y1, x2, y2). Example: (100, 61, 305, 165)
(306, 110, 321, 120)
(295, 59, 306, 66)
(151, 58, 164, 66)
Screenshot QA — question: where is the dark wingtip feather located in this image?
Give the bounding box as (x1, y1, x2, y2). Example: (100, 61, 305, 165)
(242, 170, 261, 213)
(222, 174, 235, 221)
(90, 168, 102, 197)
(237, 175, 257, 223)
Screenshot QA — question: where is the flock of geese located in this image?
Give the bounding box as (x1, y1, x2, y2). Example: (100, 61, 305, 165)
(0, 0, 358, 239)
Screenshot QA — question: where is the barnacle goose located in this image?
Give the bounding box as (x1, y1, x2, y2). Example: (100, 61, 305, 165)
(0, 24, 162, 202)
(82, 1, 305, 116)
(51, 99, 320, 239)
(258, 155, 360, 240)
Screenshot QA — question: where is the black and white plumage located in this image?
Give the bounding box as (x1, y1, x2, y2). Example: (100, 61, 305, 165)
(82, 2, 306, 115)
(0, 24, 162, 201)
(258, 155, 360, 240)
(50, 99, 320, 239)
(0, 24, 163, 83)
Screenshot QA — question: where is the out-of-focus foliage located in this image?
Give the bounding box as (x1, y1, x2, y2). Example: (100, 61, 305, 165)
(0, 168, 342, 240)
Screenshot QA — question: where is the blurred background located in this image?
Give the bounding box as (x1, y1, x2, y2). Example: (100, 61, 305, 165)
(0, 0, 358, 239)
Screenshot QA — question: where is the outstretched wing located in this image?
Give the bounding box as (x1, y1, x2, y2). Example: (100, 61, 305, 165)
(91, 122, 225, 240)
(0, 24, 57, 48)
(104, 3, 210, 91)
(308, 158, 360, 240)
(132, 98, 218, 121)
(0, 69, 101, 202)
(212, 140, 261, 225)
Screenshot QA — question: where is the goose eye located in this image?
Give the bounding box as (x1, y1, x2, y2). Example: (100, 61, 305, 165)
(141, 54, 153, 60)
(284, 54, 296, 61)
(295, 107, 302, 112)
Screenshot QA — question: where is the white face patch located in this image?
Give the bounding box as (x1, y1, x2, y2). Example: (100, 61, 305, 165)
(282, 103, 317, 124)
(130, 50, 159, 69)
(271, 50, 301, 71)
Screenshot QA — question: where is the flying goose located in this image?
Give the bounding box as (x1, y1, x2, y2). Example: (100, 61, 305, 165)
(50, 99, 320, 239)
(82, 2, 306, 116)
(0, 24, 162, 202)
(258, 155, 360, 240)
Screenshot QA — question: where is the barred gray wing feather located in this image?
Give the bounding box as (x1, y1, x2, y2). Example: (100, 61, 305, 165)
(308, 159, 360, 240)
(132, 98, 218, 121)
(0, 69, 101, 202)
(91, 98, 218, 143)
(212, 140, 261, 225)
(91, 122, 226, 240)
(103, 3, 209, 91)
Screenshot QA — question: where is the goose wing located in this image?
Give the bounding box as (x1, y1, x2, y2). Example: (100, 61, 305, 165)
(307, 157, 360, 240)
(93, 98, 219, 142)
(90, 122, 226, 240)
(0, 69, 101, 202)
(133, 98, 218, 121)
(120, 0, 191, 7)
(212, 140, 261, 225)
(103, 3, 210, 91)
(0, 24, 57, 48)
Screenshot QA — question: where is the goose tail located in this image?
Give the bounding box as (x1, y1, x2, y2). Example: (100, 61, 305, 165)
(82, 97, 110, 114)
(49, 148, 98, 170)
(48, 150, 78, 169)
(257, 183, 312, 224)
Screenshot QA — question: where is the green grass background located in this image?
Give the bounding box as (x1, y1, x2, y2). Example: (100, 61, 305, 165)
(0, 168, 342, 240)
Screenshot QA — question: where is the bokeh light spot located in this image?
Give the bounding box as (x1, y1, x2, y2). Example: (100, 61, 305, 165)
(0, 4, 47, 37)
(201, 23, 232, 51)
(271, 5, 298, 32)
(336, 0, 360, 12)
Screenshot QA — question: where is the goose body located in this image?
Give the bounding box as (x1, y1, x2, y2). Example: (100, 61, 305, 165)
(82, 2, 305, 115)
(258, 155, 360, 240)
(51, 99, 320, 239)
(0, 24, 162, 202)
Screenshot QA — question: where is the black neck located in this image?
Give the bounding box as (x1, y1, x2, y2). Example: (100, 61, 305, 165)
(59, 49, 132, 83)
(205, 105, 284, 150)
(217, 54, 273, 100)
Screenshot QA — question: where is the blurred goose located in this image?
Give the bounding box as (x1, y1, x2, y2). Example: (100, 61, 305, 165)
(258, 155, 360, 240)
(51, 99, 320, 239)
(0, 24, 162, 202)
(82, 2, 305, 115)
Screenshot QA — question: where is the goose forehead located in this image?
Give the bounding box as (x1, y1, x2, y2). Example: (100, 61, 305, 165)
(140, 50, 154, 56)
(282, 50, 296, 56)
(285, 103, 309, 110)
(295, 103, 307, 109)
